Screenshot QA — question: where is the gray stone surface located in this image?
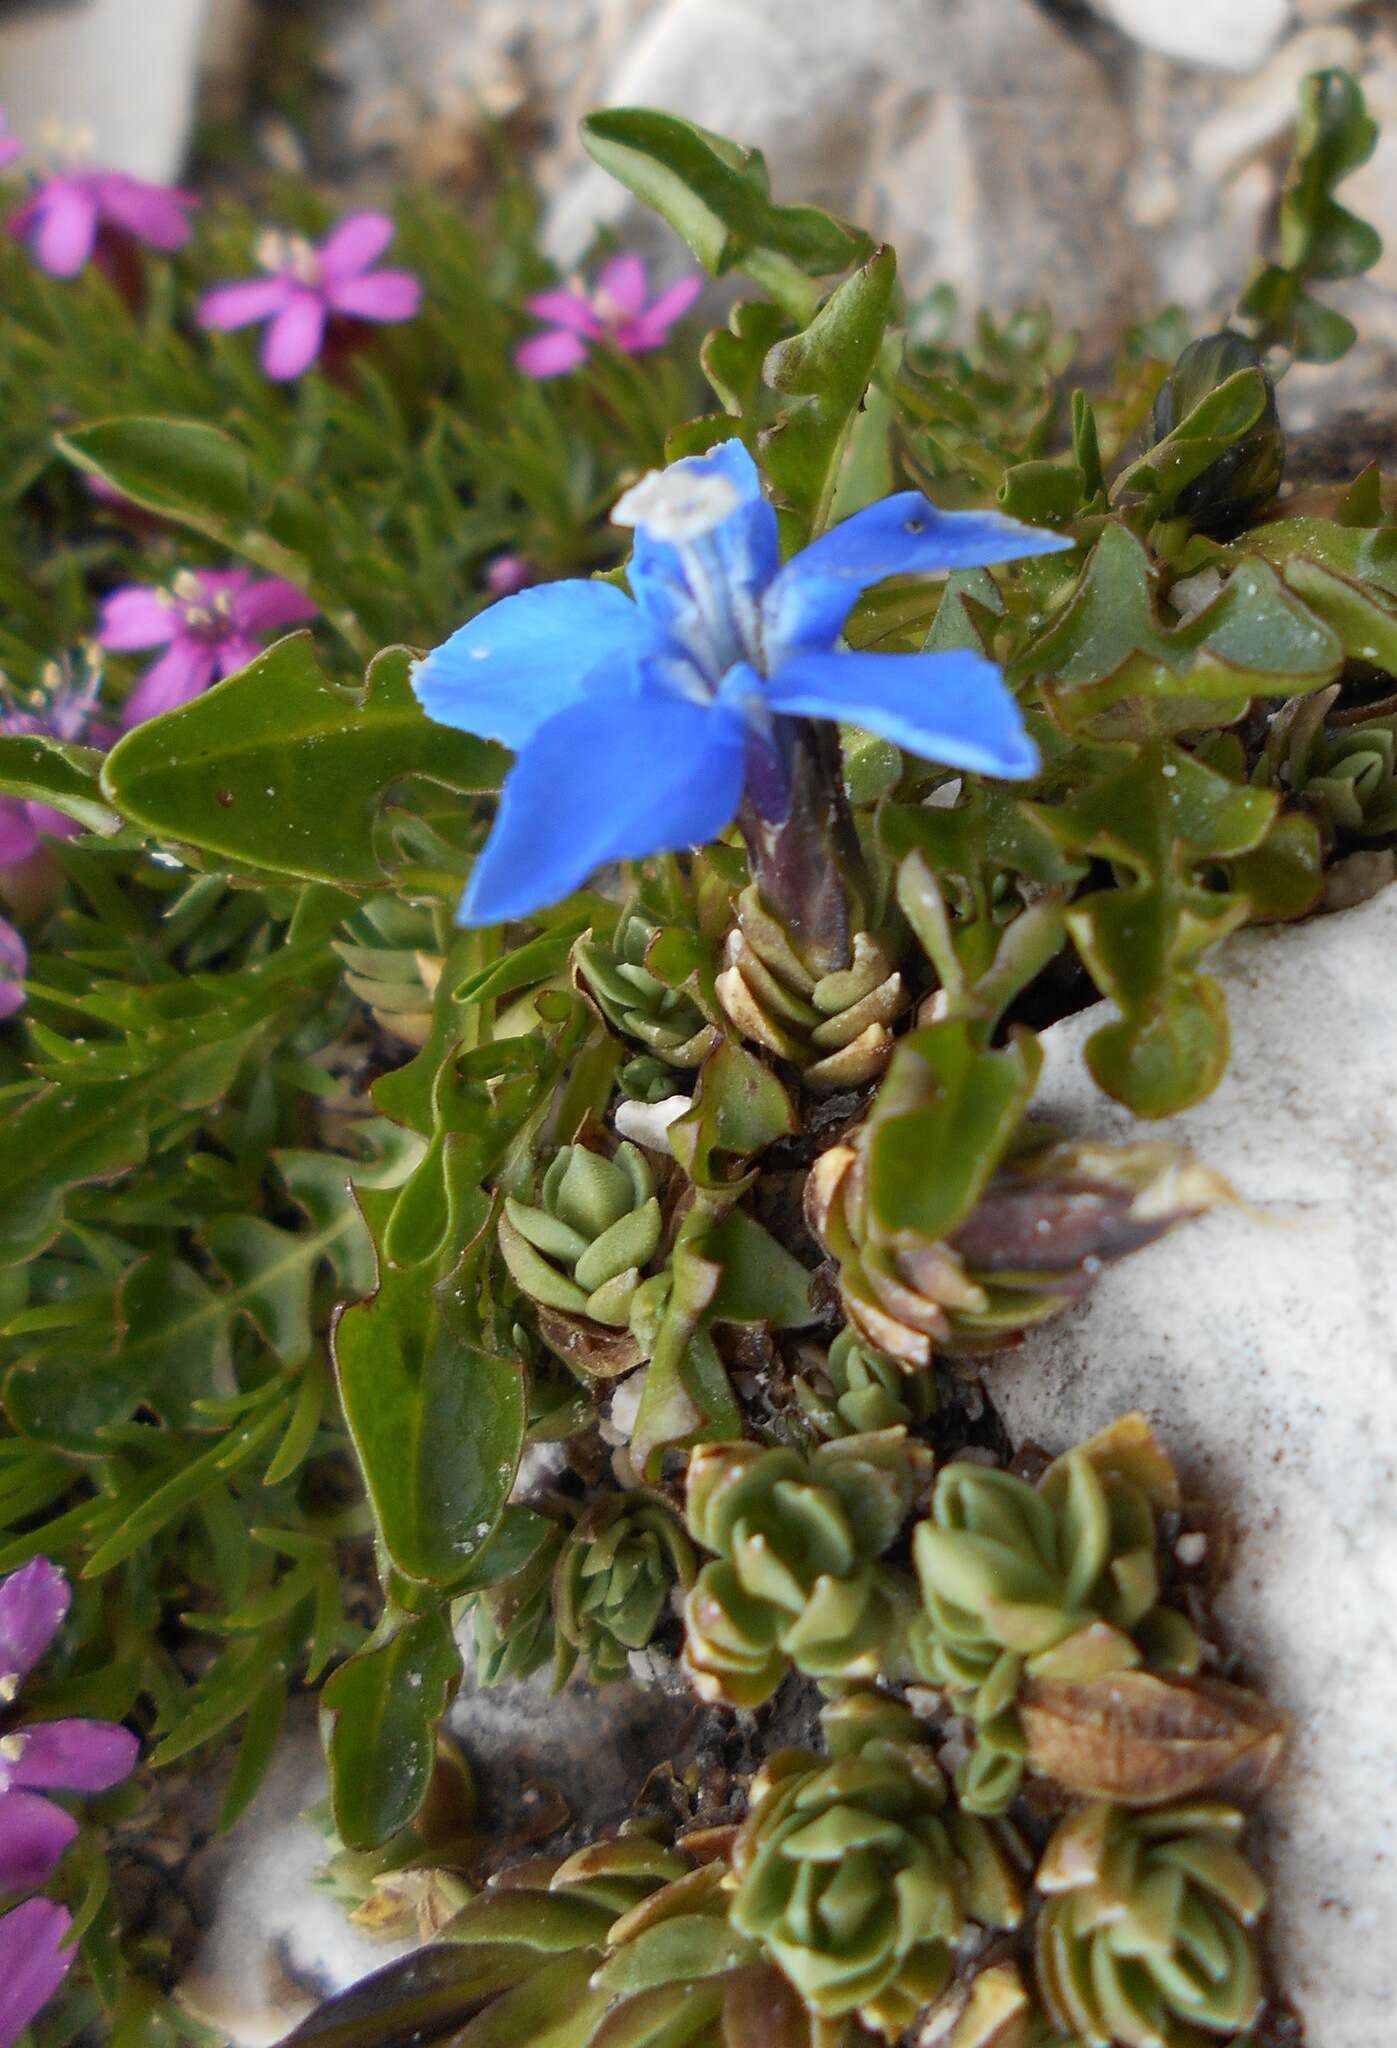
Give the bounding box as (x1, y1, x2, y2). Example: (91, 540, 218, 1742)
(990, 885, 1397, 2048)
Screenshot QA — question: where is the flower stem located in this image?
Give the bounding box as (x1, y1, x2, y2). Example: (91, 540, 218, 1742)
(737, 716, 865, 977)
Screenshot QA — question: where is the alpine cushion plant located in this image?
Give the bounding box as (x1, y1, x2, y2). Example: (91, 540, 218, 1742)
(515, 252, 702, 376)
(96, 569, 319, 726)
(411, 438, 1070, 925)
(197, 211, 423, 380)
(9, 161, 195, 278)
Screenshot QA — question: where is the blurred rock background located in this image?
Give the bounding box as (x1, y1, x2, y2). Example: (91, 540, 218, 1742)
(3, 0, 1394, 424)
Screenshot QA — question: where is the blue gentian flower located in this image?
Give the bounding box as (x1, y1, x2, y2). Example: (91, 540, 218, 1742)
(414, 440, 1070, 925)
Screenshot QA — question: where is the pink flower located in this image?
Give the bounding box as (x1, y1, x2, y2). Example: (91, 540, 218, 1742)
(0, 1559, 139, 1902)
(0, 663, 105, 869)
(97, 570, 318, 728)
(0, 1898, 75, 2048)
(198, 212, 423, 382)
(0, 112, 23, 174)
(515, 253, 701, 379)
(0, 917, 25, 1020)
(9, 167, 195, 278)
(485, 553, 535, 598)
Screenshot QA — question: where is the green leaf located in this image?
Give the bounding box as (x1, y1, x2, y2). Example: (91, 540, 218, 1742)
(1033, 741, 1277, 1113)
(667, 1039, 797, 1192)
(1024, 523, 1342, 737)
(1237, 67, 1381, 362)
(580, 108, 872, 317)
(101, 639, 504, 886)
(760, 245, 897, 539)
(0, 734, 120, 837)
(56, 416, 254, 535)
(322, 1608, 462, 1849)
(705, 1206, 817, 1330)
(866, 1021, 1042, 1242)
(334, 1243, 526, 1586)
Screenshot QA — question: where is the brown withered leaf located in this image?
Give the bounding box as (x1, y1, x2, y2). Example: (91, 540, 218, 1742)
(535, 1303, 643, 1379)
(1021, 1669, 1287, 1806)
(722, 1963, 817, 2047)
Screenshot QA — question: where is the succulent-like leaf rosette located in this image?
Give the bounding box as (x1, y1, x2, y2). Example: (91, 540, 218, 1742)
(911, 1416, 1202, 1812)
(499, 1141, 664, 1372)
(554, 1492, 697, 1684)
(715, 884, 907, 1092)
(729, 1694, 1022, 2038)
(805, 1025, 1227, 1369)
(573, 905, 720, 1100)
(1033, 1801, 1267, 2047)
(682, 1432, 931, 1706)
(795, 1326, 937, 1441)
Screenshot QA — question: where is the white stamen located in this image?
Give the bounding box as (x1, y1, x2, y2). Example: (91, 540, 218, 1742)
(0, 1732, 26, 1761)
(0, 1672, 17, 1704)
(612, 465, 740, 543)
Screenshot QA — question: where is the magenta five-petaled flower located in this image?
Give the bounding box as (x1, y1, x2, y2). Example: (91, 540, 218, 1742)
(0, 664, 105, 870)
(515, 253, 701, 379)
(0, 1560, 139, 2048)
(97, 569, 318, 728)
(198, 212, 423, 381)
(9, 157, 195, 278)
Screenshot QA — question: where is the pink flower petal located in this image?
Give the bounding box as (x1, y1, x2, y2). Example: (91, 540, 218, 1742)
(325, 267, 422, 323)
(0, 135, 22, 173)
(318, 210, 395, 282)
(95, 174, 195, 252)
(0, 925, 24, 1019)
(120, 641, 217, 728)
(0, 1790, 78, 1890)
(523, 288, 604, 338)
(24, 802, 80, 845)
(96, 585, 177, 652)
(0, 1899, 75, 2045)
(261, 290, 327, 380)
(0, 1559, 68, 1681)
(0, 797, 38, 868)
(198, 276, 293, 331)
(514, 328, 590, 379)
(26, 179, 99, 278)
(615, 275, 703, 351)
(595, 253, 648, 319)
(213, 636, 262, 679)
(230, 578, 318, 635)
(6, 1716, 139, 1793)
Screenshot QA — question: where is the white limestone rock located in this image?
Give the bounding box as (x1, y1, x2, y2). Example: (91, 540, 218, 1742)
(1089, 0, 1293, 73)
(989, 885, 1397, 2048)
(539, 0, 1144, 342)
(177, 1722, 413, 2048)
(0, 0, 212, 183)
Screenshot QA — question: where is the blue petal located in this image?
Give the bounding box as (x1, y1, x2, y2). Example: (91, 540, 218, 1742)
(763, 648, 1040, 780)
(413, 580, 657, 749)
(625, 439, 779, 670)
(460, 684, 747, 925)
(762, 494, 1073, 664)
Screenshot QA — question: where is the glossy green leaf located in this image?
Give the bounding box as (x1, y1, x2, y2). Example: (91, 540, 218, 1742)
(760, 244, 897, 538)
(56, 416, 254, 535)
(101, 638, 505, 886)
(334, 1242, 526, 1585)
(1025, 523, 1342, 737)
(322, 1608, 462, 1849)
(0, 734, 119, 836)
(580, 107, 872, 316)
(705, 1206, 817, 1330)
(1034, 741, 1277, 1113)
